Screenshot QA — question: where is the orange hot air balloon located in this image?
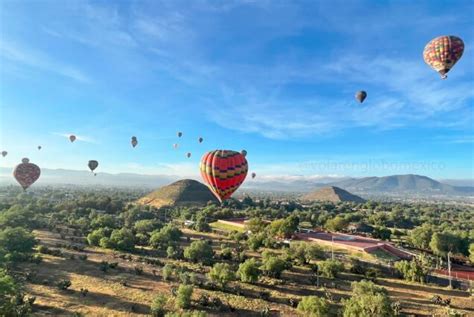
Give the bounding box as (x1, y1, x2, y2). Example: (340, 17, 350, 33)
(88, 160, 99, 172)
(69, 135, 76, 142)
(200, 150, 248, 202)
(423, 35, 464, 79)
(1, 151, 7, 157)
(186, 152, 192, 158)
(13, 158, 41, 190)
(241, 150, 247, 157)
(251, 172, 256, 179)
(355, 91, 367, 103)
(131, 136, 138, 148)
(198, 137, 204, 143)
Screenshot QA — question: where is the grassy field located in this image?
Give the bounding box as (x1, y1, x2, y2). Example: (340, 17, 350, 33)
(209, 221, 246, 233)
(17, 229, 474, 317)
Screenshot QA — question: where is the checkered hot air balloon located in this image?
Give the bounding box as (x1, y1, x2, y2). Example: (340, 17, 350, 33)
(200, 150, 248, 202)
(423, 35, 464, 79)
(13, 158, 41, 190)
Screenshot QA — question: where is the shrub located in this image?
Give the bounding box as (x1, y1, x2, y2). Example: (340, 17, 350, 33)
(57, 279, 72, 290)
(343, 280, 394, 317)
(150, 294, 167, 317)
(318, 259, 344, 279)
(297, 296, 330, 317)
(237, 258, 261, 283)
(208, 263, 235, 288)
(184, 240, 214, 265)
(175, 284, 193, 309)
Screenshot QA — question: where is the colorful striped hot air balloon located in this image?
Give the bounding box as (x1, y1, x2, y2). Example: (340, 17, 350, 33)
(200, 150, 248, 202)
(423, 35, 464, 79)
(13, 158, 41, 190)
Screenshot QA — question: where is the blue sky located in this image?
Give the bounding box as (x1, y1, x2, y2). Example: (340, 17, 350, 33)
(0, 0, 473, 180)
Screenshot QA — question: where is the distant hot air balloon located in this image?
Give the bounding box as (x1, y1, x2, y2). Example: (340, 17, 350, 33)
(177, 132, 183, 138)
(251, 172, 256, 179)
(198, 137, 204, 143)
(186, 152, 191, 158)
(173, 143, 179, 149)
(94, 173, 97, 176)
(38, 146, 42, 150)
(355, 91, 367, 103)
(131, 136, 138, 148)
(200, 150, 248, 202)
(241, 150, 247, 157)
(1, 151, 7, 157)
(88, 160, 99, 172)
(423, 35, 464, 79)
(69, 135, 76, 143)
(13, 158, 41, 190)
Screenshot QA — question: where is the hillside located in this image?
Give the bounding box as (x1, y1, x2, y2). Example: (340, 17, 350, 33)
(331, 174, 474, 196)
(301, 186, 366, 203)
(136, 179, 218, 208)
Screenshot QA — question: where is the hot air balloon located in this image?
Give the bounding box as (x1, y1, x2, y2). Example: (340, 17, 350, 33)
(200, 150, 248, 202)
(198, 137, 203, 143)
(13, 158, 41, 190)
(38, 146, 42, 150)
(177, 132, 183, 138)
(69, 135, 76, 143)
(423, 35, 464, 79)
(241, 150, 247, 157)
(88, 160, 99, 172)
(1, 151, 7, 157)
(355, 91, 367, 103)
(94, 173, 97, 176)
(173, 143, 179, 149)
(186, 152, 191, 158)
(131, 136, 138, 148)
(251, 172, 256, 179)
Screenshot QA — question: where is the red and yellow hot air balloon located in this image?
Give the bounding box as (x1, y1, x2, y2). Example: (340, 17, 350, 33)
(13, 158, 41, 190)
(423, 35, 464, 79)
(200, 150, 248, 202)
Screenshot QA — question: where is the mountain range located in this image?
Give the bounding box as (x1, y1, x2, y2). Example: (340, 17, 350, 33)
(1, 167, 472, 198)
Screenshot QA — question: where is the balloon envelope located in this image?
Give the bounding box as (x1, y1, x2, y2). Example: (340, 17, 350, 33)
(1, 151, 7, 157)
(131, 136, 138, 148)
(198, 137, 203, 143)
(38, 146, 42, 150)
(200, 150, 248, 202)
(13, 158, 41, 190)
(88, 160, 99, 172)
(423, 35, 464, 78)
(355, 91, 367, 103)
(241, 150, 247, 157)
(251, 172, 256, 179)
(173, 143, 179, 149)
(186, 152, 191, 158)
(177, 132, 183, 138)
(69, 135, 76, 142)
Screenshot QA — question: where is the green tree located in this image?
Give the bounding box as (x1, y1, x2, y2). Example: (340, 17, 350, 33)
(175, 284, 193, 309)
(208, 263, 235, 288)
(134, 219, 160, 234)
(90, 214, 116, 229)
(430, 232, 467, 256)
(297, 296, 330, 317)
(149, 225, 183, 249)
(318, 259, 344, 279)
(87, 228, 109, 246)
(343, 280, 394, 317)
(246, 217, 267, 233)
(269, 215, 299, 238)
(372, 227, 391, 241)
(0, 227, 36, 262)
(288, 241, 325, 265)
(408, 225, 433, 249)
(325, 216, 348, 232)
(184, 240, 214, 265)
(394, 259, 428, 283)
(150, 293, 167, 317)
(237, 258, 261, 283)
(100, 228, 135, 251)
(260, 252, 289, 278)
